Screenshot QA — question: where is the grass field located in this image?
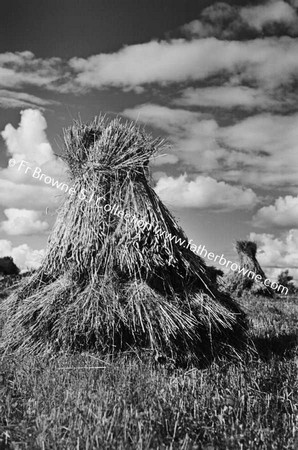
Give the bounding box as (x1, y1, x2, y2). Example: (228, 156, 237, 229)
(0, 284, 297, 449)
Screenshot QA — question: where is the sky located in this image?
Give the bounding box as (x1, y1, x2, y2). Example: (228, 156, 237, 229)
(0, 0, 298, 282)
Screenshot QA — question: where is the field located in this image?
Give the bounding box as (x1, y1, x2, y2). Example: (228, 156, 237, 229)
(0, 281, 297, 449)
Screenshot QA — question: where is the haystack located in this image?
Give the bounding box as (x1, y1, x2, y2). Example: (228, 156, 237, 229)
(208, 266, 224, 285)
(225, 241, 273, 297)
(1, 116, 247, 365)
(0, 256, 20, 276)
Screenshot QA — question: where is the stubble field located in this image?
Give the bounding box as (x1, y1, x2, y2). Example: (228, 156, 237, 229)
(0, 281, 297, 450)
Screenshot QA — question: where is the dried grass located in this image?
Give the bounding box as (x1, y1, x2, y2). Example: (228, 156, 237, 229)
(0, 116, 247, 366)
(225, 240, 274, 298)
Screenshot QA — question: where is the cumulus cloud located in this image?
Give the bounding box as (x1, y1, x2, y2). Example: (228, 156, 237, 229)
(0, 209, 49, 235)
(249, 230, 298, 282)
(2, 109, 55, 165)
(0, 109, 67, 211)
(253, 195, 298, 228)
(0, 239, 44, 272)
(154, 174, 257, 210)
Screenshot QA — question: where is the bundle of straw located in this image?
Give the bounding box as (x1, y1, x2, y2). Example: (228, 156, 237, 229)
(225, 241, 273, 297)
(0, 116, 247, 365)
(0, 256, 20, 276)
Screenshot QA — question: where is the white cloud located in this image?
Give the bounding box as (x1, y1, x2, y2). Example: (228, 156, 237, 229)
(125, 103, 203, 133)
(123, 104, 225, 171)
(219, 113, 298, 187)
(0, 51, 70, 92)
(181, 3, 245, 39)
(1, 109, 54, 165)
(220, 113, 298, 155)
(183, 1, 298, 38)
(182, 20, 213, 38)
(0, 90, 56, 109)
(240, 1, 297, 31)
(70, 37, 298, 90)
(0, 109, 67, 211)
(253, 195, 298, 228)
(124, 105, 298, 189)
(0, 239, 44, 272)
(174, 86, 276, 109)
(152, 154, 179, 166)
(250, 230, 298, 281)
(1, 37, 297, 95)
(1, 33, 298, 96)
(154, 174, 257, 210)
(0, 209, 49, 235)
(0, 179, 60, 209)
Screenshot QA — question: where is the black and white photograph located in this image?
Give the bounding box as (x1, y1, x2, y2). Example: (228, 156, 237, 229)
(0, 0, 297, 448)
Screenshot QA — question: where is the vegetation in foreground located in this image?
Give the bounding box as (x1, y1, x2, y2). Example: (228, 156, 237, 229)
(0, 289, 297, 449)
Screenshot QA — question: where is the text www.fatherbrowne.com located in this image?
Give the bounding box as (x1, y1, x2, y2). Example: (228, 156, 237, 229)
(11, 159, 288, 295)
